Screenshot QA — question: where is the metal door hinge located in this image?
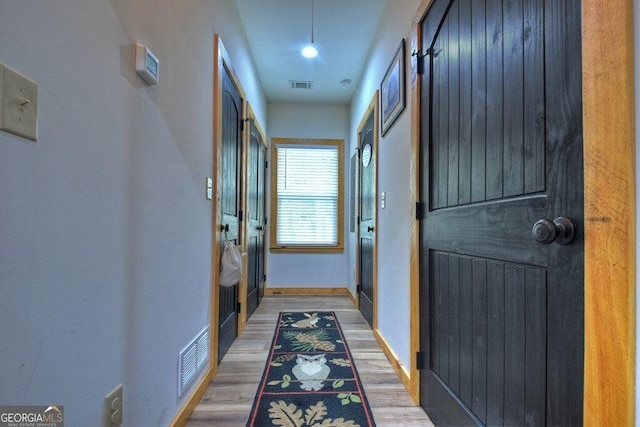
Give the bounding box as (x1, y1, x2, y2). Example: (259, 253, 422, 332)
(416, 351, 426, 370)
(356, 284, 362, 293)
(416, 202, 425, 220)
(239, 210, 244, 222)
(412, 47, 440, 75)
(236, 302, 241, 313)
(412, 50, 427, 75)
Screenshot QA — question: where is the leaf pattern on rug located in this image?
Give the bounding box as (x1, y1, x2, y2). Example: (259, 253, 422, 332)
(268, 400, 360, 427)
(337, 393, 362, 406)
(268, 401, 303, 426)
(304, 402, 328, 424)
(268, 374, 292, 388)
(330, 358, 351, 367)
(283, 330, 337, 352)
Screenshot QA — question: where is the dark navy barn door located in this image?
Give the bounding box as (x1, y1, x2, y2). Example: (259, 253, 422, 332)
(358, 107, 376, 327)
(246, 119, 266, 317)
(218, 64, 243, 363)
(419, 0, 584, 425)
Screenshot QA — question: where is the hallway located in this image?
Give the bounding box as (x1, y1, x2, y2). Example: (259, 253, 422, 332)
(185, 295, 433, 426)
(0, 1, 634, 425)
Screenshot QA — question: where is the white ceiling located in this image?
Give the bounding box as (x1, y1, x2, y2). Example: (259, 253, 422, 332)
(236, 0, 387, 104)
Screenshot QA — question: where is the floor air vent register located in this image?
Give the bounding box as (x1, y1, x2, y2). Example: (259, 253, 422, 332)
(178, 326, 209, 397)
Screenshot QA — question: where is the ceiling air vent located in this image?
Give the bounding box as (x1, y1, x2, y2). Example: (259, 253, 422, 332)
(290, 80, 313, 90)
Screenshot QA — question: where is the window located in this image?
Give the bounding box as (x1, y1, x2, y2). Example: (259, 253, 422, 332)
(270, 138, 344, 252)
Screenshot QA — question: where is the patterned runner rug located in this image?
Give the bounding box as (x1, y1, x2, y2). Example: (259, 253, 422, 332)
(246, 311, 376, 427)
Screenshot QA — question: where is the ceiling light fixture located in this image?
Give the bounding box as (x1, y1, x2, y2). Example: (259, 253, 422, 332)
(301, 0, 318, 58)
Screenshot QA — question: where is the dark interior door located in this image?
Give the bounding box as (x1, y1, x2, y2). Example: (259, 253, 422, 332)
(358, 110, 375, 327)
(219, 64, 243, 363)
(246, 120, 266, 317)
(419, 0, 584, 425)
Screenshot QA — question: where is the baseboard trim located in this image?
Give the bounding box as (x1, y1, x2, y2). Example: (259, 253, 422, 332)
(265, 287, 349, 296)
(348, 290, 357, 307)
(169, 366, 214, 427)
(373, 328, 419, 405)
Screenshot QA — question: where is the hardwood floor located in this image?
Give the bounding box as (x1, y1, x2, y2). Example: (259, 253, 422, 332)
(186, 295, 433, 426)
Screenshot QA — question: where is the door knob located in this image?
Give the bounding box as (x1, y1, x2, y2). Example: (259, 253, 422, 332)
(256, 226, 264, 231)
(367, 226, 374, 232)
(220, 224, 229, 232)
(532, 217, 575, 245)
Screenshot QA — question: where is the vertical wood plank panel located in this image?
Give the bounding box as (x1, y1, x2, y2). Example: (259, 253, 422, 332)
(458, 0, 472, 205)
(504, 265, 526, 426)
(439, 253, 450, 382)
(472, 258, 488, 424)
(431, 253, 441, 376)
(525, 268, 546, 426)
(544, 1, 584, 423)
(448, 254, 461, 394)
(458, 256, 473, 407)
(471, 0, 487, 203)
(437, 28, 450, 209)
(486, 261, 505, 425)
(447, 3, 460, 207)
(523, 0, 545, 194)
(502, 0, 525, 197)
(485, 0, 504, 200)
(431, 43, 441, 210)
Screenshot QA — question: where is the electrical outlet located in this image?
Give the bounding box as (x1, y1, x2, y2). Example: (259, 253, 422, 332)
(104, 384, 123, 427)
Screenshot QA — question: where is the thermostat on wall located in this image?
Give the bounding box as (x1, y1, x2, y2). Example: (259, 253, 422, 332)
(135, 44, 159, 85)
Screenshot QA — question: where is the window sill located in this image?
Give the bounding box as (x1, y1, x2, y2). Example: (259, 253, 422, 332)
(270, 246, 344, 254)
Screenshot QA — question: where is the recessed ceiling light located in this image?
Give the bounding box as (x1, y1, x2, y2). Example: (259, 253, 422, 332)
(301, 45, 319, 58)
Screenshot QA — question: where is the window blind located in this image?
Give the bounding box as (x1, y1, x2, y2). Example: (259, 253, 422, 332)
(275, 145, 339, 246)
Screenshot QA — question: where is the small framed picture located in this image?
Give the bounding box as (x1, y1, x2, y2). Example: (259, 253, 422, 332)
(380, 39, 406, 136)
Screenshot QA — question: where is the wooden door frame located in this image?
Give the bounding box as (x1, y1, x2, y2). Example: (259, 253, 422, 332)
(242, 101, 268, 324)
(356, 92, 380, 328)
(408, 1, 636, 424)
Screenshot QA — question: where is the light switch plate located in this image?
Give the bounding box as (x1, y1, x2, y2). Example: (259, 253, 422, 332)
(206, 177, 213, 200)
(0, 64, 38, 141)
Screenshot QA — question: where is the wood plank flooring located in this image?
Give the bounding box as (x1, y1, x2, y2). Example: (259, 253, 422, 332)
(186, 295, 433, 426)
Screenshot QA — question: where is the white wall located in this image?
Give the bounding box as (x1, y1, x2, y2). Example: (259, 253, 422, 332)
(349, 0, 422, 370)
(266, 103, 351, 288)
(0, 1, 265, 425)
